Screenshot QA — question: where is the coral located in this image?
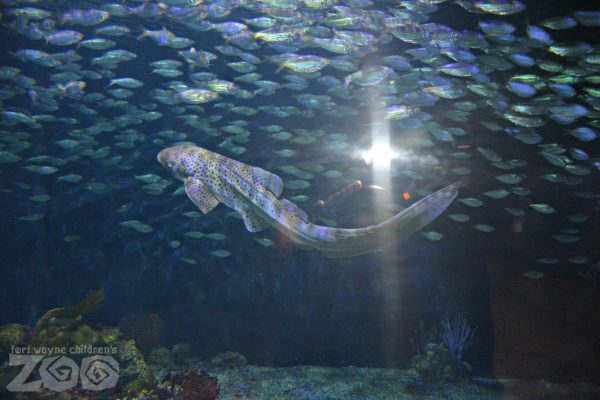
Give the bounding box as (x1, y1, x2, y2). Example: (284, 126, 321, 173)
(409, 312, 476, 382)
(148, 347, 174, 369)
(98, 326, 121, 345)
(0, 323, 31, 353)
(30, 323, 100, 350)
(182, 371, 219, 400)
(119, 314, 165, 353)
(71, 324, 99, 346)
(171, 343, 191, 365)
(115, 387, 168, 400)
(210, 351, 247, 368)
(163, 371, 219, 400)
(118, 339, 156, 392)
(439, 312, 477, 363)
(410, 342, 472, 382)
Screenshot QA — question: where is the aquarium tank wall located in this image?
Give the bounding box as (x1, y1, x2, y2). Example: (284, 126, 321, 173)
(0, 0, 599, 399)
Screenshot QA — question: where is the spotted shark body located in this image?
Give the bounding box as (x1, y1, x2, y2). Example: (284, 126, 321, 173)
(157, 144, 463, 258)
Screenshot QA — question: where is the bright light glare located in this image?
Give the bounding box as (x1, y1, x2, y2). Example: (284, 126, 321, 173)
(360, 143, 398, 167)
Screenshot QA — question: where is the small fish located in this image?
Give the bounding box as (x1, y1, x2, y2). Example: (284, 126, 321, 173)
(109, 78, 144, 89)
(449, 214, 471, 223)
(344, 66, 392, 87)
(80, 38, 116, 50)
(177, 89, 219, 104)
(184, 231, 205, 239)
(18, 214, 44, 221)
(438, 62, 479, 77)
(459, 198, 484, 207)
(210, 249, 231, 258)
(119, 220, 154, 233)
(205, 233, 226, 241)
(541, 16, 577, 30)
(529, 204, 555, 214)
(254, 237, 274, 247)
(483, 189, 510, 199)
(538, 257, 559, 265)
(29, 194, 51, 202)
(473, 224, 495, 233)
(138, 26, 175, 45)
(495, 174, 523, 184)
(57, 174, 82, 183)
(25, 165, 58, 175)
(478, 147, 502, 162)
(567, 256, 589, 265)
(277, 55, 329, 73)
(46, 30, 84, 46)
(474, 0, 525, 15)
(523, 271, 544, 280)
(421, 231, 444, 241)
(553, 234, 579, 244)
(384, 105, 420, 120)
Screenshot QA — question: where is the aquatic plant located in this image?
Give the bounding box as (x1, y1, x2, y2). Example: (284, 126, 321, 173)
(410, 321, 441, 355)
(30, 289, 104, 349)
(0, 323, 30, 353)
(409, 312, 476, 381)
(440, 312, 477, 363)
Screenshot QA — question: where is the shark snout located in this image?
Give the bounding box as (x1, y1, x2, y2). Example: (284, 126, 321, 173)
(157, 145, 193, 178)
(157, 148, 169, 166)
(157, 147, 181, 169)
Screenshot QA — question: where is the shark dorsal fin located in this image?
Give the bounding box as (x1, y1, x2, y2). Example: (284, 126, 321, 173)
(251, 166, 283, 197)
(184, 178, 220, 214)
(282, 199, 308, 221)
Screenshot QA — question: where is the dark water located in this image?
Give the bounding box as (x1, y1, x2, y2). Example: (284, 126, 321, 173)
(1, 0, 599, 390)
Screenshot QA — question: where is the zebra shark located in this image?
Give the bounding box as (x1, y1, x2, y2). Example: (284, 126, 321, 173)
(157, 144, 463, 258)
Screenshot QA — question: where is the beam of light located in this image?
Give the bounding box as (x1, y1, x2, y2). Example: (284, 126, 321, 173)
(360, 141, 398, 169)
(362, 89, 402, 361)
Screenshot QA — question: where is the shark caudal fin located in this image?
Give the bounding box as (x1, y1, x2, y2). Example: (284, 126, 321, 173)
(315, 179, 465, 258)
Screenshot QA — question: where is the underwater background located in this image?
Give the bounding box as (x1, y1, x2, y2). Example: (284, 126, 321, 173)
(1, 0, 600, 399)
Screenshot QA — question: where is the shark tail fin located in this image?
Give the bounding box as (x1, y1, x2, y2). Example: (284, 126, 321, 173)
(314, 179, 464, 258)
(379, 178, 465, 237)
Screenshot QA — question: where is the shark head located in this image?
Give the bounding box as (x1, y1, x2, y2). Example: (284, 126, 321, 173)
(157, 144, 198, 181)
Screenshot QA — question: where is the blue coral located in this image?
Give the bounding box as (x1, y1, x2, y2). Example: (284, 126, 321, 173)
(440, 312, 476, 363)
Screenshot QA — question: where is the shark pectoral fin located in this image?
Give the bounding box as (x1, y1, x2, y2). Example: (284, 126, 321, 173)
(239, 209, 270, 232)
(184, 178, 220, 214)
(251, 167, 283, 197)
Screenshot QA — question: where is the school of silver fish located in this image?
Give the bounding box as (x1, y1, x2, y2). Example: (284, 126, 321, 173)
(0, 0, 599, 272)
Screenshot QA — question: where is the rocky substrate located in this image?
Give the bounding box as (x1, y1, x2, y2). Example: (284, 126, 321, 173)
(153, 360, 600, 400)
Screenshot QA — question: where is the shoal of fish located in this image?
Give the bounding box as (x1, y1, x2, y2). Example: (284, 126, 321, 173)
(0, 0, 599, 273)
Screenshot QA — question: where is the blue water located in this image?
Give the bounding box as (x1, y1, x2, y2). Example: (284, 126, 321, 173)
(1, 0, 599, 390)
